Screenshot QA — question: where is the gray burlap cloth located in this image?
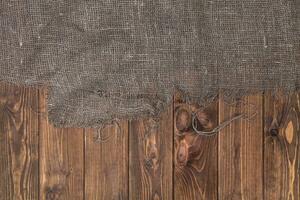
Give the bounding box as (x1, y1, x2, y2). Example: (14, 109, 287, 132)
(0, 0, 299, 127)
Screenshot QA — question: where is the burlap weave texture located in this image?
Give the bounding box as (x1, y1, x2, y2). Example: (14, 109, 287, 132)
(0, 0, 299, 127)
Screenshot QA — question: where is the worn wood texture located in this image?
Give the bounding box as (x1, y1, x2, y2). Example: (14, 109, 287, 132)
(218, 94, 263, 199)
(174, 93, 218, 200)
(39, 89, 84, 200)
(1, 83, 300, 200)
(129, 105, 173, 200)
(264, 92, 300, 200)
(85, 121, 129, 200)
(0, 83, 39, 200)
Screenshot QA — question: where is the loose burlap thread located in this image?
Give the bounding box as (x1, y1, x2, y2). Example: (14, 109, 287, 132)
(0, 0, 299, 127)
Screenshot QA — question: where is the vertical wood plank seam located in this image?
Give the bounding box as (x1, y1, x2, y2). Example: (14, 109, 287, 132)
(38, 88, 41, 200)
(217, 98, 219, 200)
(128, 121, 131, 200)
(127, 120, 130, 200)
(172, 97, 175, 200)
(260, 94, 265, 200)
(83, 128, 86, 200)
(262, 92, 265, 200)
(218, 96, 221, 200)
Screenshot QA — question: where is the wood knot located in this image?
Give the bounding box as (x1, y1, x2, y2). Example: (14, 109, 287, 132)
(153, 193, 160, 200)
(145, 143, 159, 171)
(270, 128, 279, 137)
(285, 121, 294, 144)
(176, 140, 189, 166)
(175, 108, 191, 132)
(45, 186, 63, 200)
(195, 110, 214, 130)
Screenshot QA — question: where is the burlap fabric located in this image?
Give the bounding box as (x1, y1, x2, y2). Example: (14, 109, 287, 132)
(0, 0, 299, 127)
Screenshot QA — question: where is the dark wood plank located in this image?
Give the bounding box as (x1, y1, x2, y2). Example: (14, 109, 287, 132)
(0, 83, 39, 200)
(39, 89, 84, 200)
(129, 105, 173, 200)
(218, 94, 263, 199)
(85, 121, 128, 200)
(264, 92, 300, 200)
(174, 94, 218, 200)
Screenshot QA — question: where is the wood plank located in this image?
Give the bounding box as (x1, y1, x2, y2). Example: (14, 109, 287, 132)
(0, 83, 39, 200)
(174, 94, 218, 200)
(39, 89, 84, 200)
(129, 105, 173, 200)
(218, 94, 263, 199)
(85, 121, 128, 200)
(264, 92, 300, 200)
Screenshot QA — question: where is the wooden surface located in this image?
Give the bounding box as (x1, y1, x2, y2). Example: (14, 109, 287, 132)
(129, 105, 173, 200)
(39, 89, 85, 200)
(174, 93, 218, 200)
(0, 82, 299, 200)
(218, 95, 263, 199)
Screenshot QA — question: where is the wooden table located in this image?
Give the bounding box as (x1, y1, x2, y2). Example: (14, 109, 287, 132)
(0, 82, 299, 200)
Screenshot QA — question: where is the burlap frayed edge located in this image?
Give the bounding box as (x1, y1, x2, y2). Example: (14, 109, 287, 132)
(0, 80, 298, 128)
(48, 86, 298, 128)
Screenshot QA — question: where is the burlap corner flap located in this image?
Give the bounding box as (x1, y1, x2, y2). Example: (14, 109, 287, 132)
(0, 0, 299, 127)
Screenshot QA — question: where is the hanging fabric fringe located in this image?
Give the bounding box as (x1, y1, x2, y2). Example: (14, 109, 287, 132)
(0, 0, 299, 127)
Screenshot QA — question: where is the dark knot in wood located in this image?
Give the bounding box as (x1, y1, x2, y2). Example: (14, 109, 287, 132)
(176, 140, 189, 166)
(175, 108, 192, 132)
(45, 186, 63, 200)
(195, 110, 214, 131)
(270, 128, 279, 136)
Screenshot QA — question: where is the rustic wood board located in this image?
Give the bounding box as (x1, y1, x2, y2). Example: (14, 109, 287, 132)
(0, 83, 39, 200)
(39, 89, 85, 200)
(264, 92, 300, 200)
(129, 104, 173, 200)
(174, 94, 218, 200)
(0, 83, 300, 200)
(85, 121, 129, 200)
(218, 94, 263, 199)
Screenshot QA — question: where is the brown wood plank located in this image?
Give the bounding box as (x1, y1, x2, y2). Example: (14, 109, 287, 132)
(218, 94, 263, 199)
(129, 105, 173, 200)
(39, 89, 84, 200)
(0, 83, 39, 200)
(85, 121, 128, 200)
(174, 94, 218, 200)
(264, 92, 300, 200)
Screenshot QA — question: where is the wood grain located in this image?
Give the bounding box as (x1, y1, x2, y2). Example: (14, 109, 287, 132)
(85, 121, 128, 200)
(218, 94, 263, 200)
(39, 89, 84, 200)
(129, 105, 173, 200)
(264, 92, 300, 200)
(0, 83, 39, 200)
(1, 82, 300, 199)
(174, 94, 218, 200)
